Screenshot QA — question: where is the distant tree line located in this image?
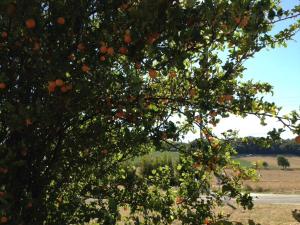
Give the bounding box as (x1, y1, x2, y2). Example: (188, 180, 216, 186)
(233, 137, 300, 155)
(166, 137, 300, 156)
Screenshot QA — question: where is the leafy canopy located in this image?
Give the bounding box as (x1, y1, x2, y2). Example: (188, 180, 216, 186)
(0, 0, 300, 224)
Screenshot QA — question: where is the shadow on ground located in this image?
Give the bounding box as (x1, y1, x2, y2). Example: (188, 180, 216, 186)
(292, 209, 300, 222)
(215, 219, 262, 225)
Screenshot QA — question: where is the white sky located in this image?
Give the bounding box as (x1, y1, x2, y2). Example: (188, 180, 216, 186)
(182, 115, 295, 142)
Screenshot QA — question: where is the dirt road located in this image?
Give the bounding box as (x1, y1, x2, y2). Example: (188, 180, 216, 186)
(251, 193, 300, 205)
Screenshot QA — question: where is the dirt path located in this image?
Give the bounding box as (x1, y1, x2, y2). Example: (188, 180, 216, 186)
(251, 193, 300, 205)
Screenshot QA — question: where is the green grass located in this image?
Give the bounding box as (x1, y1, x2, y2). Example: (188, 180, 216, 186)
(234, 158, 253, 168)
(131, 152, 254, 169)
(130, 151, 179, 166)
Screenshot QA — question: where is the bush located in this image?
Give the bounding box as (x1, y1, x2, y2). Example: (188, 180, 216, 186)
(277, 156, 290, 170)
(131, 152, 179, 186)
(262, 161, 269, 169)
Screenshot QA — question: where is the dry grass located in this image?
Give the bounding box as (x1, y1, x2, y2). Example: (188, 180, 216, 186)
(243, 170, 300, 193)
(104, 204, 300, 225)
(90, 156, 300, 224)
(237, 156, 300, 194)
(218, 204, 300, 225)
(238, 155, 300, 169)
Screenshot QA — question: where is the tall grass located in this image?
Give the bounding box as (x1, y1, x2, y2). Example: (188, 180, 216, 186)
(124, 151, 180, 186)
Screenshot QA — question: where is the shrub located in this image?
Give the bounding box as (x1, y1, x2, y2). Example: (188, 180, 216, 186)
(262, 161, 269, 169)
(130, 152, 180, 186)
(277, 156, 290, 170)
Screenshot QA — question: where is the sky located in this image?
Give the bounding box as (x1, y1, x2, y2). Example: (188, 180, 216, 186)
(243, 0, 300, 113)
(184, 0, 300, 141)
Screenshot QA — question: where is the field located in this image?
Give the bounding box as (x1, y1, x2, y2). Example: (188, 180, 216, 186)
(237, 155, 300, 169)
(130, 153, 300, 194)
(217, 204, 300, 225)
(87, 154, 300, 225)
(112, 154, 300, 224)
(236, 155, 300, 194)
(88, 204, 300, 225)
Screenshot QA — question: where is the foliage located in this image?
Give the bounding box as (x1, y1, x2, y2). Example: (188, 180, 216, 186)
(277, 155, 290, 170)
(128, 151, 179, 186)
(251, 160, 262, 170)
(0, 0, 300, 224)
(262, 161, 269, 169)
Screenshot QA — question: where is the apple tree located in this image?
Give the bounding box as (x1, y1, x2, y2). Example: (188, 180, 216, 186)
(0, 0, 300, 224)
